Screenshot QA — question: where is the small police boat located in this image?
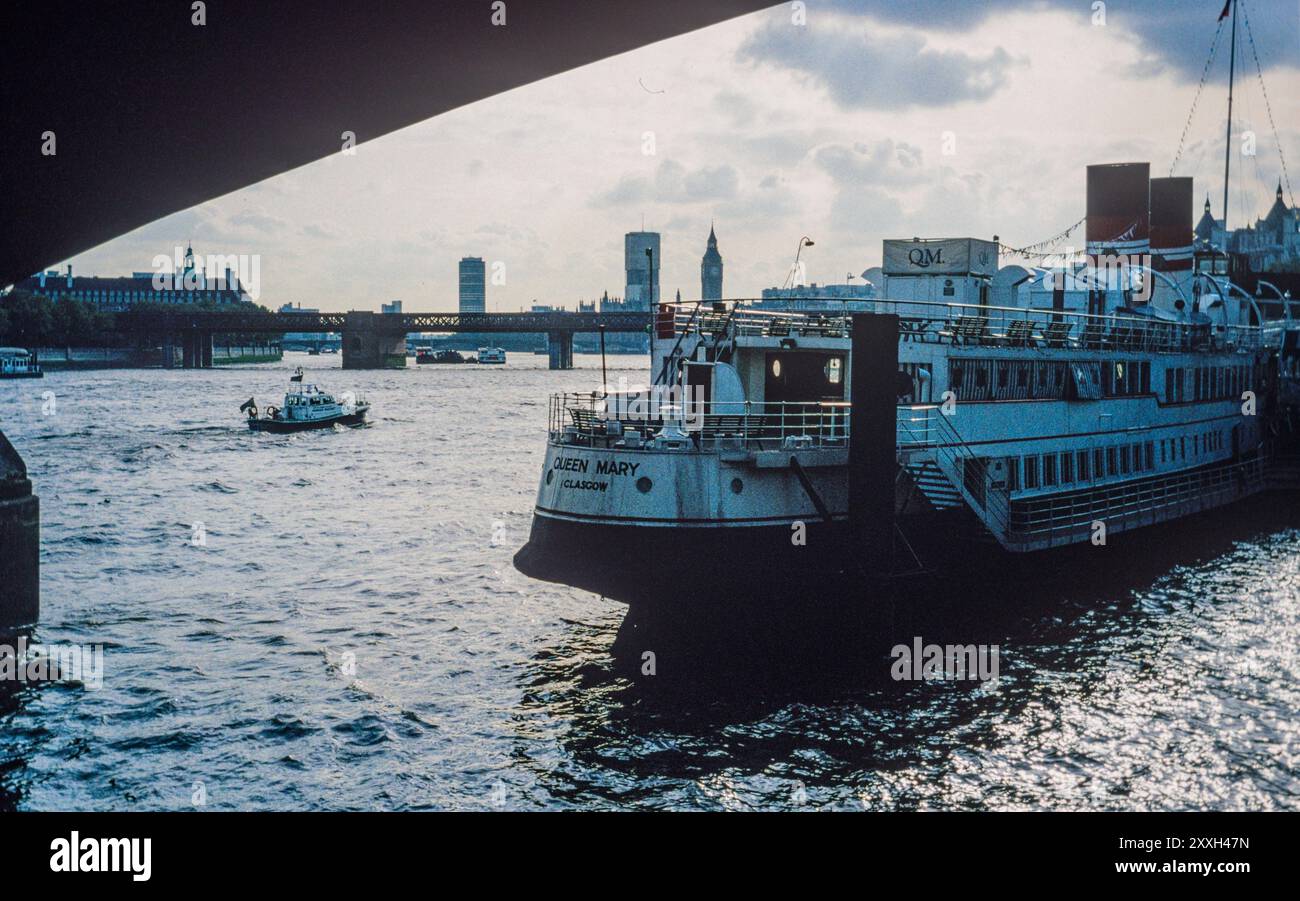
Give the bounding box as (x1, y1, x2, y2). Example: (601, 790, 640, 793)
(241, 382, 369, 432)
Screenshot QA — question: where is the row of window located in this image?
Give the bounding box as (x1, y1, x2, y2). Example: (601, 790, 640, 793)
(39, 289, 235, 305)
(1164, 364, 1255, 403)
(950, 358, 1255, 405)
(1005, 429, 1229, 492)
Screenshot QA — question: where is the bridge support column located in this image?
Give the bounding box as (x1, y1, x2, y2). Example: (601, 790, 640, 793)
(200, 332, 213, 368)
(341, 312, 407, 369)
(546, 330, 573, 370)
(0, 431, 39, 629)
(181, 332, 196, 368)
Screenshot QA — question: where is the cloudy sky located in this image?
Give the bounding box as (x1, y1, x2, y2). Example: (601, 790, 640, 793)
(65, 0, 1299, 312)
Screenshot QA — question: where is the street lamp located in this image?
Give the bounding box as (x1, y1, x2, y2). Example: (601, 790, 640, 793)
(784, 236, 815, 288)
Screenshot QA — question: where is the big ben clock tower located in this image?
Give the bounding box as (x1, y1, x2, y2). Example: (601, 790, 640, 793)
(700, 223, 723, 300)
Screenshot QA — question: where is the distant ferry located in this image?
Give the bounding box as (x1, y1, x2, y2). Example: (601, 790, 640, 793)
(0, 348, 42, 379)
(516, 166, 1292, 603)
(477, 347, 506, 364)
(241, 381, 369, 432)
(417, 348, 469, 364)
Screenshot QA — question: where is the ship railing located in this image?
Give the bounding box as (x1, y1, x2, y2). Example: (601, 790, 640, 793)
(548, 392, 850, 449)
(1005, 456, 1266, 549)
(664, 299, 1263, 354)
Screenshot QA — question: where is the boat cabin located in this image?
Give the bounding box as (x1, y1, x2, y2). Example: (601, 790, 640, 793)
(282, 385, 343, 420)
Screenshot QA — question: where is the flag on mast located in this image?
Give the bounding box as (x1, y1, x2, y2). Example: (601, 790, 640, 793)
(1219, 0, 1232, 22)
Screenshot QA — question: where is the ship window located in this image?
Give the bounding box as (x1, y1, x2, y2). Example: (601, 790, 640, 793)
(1146, 443, 1154, 469)
(1181, 437, 1186, 458)
(1194, 435, 1199, 455)
(1006, 458, 1019, 491)
(1107, 447, 1117, 475)
(1094, 448, 1105, 478)
(1024, 456, 1038, 489)
(825, 357, 842, 384)
(1132, 442, 1142, 470)
(1120, 446, 1131, 474)
(943, 279, 955, 297)
(1043, 455, 1057, 487)
(1060, 453, 1073, 483)
(1077, 450, 1090, 481)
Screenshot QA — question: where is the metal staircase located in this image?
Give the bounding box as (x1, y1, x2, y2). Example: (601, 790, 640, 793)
(897, 405, 1015, 548)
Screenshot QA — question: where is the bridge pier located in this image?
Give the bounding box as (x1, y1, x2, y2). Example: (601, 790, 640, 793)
(342, 311, 407, 369)
(178, 331, 213, 368)
(0, 431, 39, 629)
(546, 330, 574, 370)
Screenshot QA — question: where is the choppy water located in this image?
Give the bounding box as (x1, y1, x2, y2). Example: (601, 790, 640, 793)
(1, 353, 1297, 811)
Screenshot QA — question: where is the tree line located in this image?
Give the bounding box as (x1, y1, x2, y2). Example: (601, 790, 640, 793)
(0, 290, 275, 347)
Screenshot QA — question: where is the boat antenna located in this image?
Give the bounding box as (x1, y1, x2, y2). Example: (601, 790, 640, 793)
(1221, 0, 1238, 258)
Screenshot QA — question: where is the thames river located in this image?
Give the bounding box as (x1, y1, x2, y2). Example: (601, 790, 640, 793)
(0, 353, 1296, 810)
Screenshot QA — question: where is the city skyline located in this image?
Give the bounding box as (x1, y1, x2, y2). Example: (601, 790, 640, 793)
(29, 1, 1300, 312)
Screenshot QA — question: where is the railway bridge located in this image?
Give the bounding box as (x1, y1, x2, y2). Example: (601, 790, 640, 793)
(110, 309, 653, 369)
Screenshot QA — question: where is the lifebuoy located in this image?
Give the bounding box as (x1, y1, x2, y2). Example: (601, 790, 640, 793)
(246, 404, 258, 419)
(266, 406, 280, 419)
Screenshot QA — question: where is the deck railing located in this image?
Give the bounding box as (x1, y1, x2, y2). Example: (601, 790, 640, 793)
(548, 392, 849, 449)
(668, 298, 1263, 354)
(1006, 456, 1266, 548)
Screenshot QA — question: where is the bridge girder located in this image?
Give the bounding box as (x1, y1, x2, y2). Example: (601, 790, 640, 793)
(111, 310, 653, 335)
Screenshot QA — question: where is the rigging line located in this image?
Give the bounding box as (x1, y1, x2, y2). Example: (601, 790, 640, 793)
(997, 216, 1086, 259)
(1240, 0, 1295, 208)
(1171, 15, 1227, 177)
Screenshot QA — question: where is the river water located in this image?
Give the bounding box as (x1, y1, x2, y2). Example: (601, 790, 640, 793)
(0, 353, 1296, 810)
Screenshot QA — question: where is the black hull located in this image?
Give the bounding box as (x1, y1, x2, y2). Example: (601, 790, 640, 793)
(0, 372, 43, 379)
(514, 491, 1300, 623)
(247, 410, 368, 432)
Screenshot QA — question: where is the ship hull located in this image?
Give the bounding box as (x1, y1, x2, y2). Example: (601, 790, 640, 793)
(516, 482, 1292, 617)
(247, 408, 369, 432)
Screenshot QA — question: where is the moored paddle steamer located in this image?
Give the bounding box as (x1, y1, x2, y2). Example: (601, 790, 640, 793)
(515, 165, 1289, 603)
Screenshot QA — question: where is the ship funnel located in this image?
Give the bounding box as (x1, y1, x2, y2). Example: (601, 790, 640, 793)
(1149, 177, 1193, 272)
(1086, 162, 1150, 257)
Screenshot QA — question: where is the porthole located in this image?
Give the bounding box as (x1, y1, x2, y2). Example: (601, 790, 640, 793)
(730, 478, 744, 494)
(636, 476, 653, 493)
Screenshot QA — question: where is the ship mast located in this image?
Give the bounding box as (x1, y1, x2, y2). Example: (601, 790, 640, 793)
(1221, 0, 1238, 257)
